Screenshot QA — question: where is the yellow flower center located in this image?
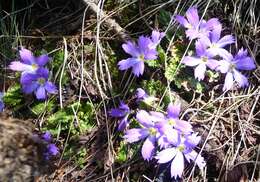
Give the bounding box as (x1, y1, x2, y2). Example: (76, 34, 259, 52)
(31, 63, 38, 70)
(187, 24, 193, 29)
(168, 118, 176, 126)
(38, 77, 46, 85)
(230, 63, 236, 70)
(211, 43, 218, 48)
(177, 145, 185, 152)
(201, 56, 208, 62)
(149, 127, 157, 136)
(139, 54, 145, 61)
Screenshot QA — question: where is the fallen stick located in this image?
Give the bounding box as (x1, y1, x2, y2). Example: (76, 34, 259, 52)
(82, 0, 130, 41)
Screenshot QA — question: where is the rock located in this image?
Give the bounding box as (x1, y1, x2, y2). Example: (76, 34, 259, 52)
(0, 114, 45, 181)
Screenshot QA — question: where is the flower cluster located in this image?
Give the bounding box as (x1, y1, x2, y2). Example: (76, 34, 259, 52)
(9, 48, 57, 100)
(176, 6, 256, 91)
(110, 89, 205, 179)
(110, 101, 130, 131)
(118, 30, 165, 77)
(41, 131, 59, 160)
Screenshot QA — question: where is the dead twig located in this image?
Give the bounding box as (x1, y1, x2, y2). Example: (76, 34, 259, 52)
(82, 0, 130, 41)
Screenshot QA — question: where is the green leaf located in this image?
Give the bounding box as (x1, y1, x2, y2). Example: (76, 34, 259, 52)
(158, 9, 172, 27)
(146, 59, 160, 67)
(158, 46, 166, 62)
(45, 102, 95, 136)
(31, 100, 55, 115)
(116, 141, 128, 163)
(3, 83, 23, 109)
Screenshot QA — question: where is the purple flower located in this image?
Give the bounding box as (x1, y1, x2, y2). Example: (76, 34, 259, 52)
(118, 31, 162, 77)
(176, 6, 220, 40)
(42, 131, 52, 142)
(20, 68, 57, 100)
(110, 101, 130, 131)
(136, 88, 149, 100)
(150, 30, 165, 49)
(44, 143, 59, 160)
(0, 92, 4, 112)
(182, 39, 219, 80)
(152, 103, 193, 148)
(217, 48, 256, 91)
(200, 25, 235, 60)
(155, 133, 205, 179)
(47, 143, 59, 156)
(136, 88, 157, 105)
(124, 110, 159, 160)
(9, 48, 49, 74)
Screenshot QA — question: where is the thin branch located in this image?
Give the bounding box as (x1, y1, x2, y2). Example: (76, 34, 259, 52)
(82, 0, 130, 41)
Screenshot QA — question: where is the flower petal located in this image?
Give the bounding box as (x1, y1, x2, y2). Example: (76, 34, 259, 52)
(122, 41, 139, 57)
(124, 128, 149, 143)
(9, 61, 35, 72)
(118, 115, 129, 131)
(156, 147, 177, 163)
(157, 136, 170, 149)
(19, 48, 35, 64)
(36, 86, 46, 100)
(118, 58, 139, 71)
(118, 102, 130, 112)
(199, 36, 212, 47)
(150, 111, 166, 122)
(164, 127, 180, 145)
(42, 131, 52, 142)
(44, 81, 57, 94)
(22, 82, 39, 94)
(210, 24, 222, 43)
(136, 88, 148, 99)
(36, 54, 50, 66)
(216, 60, 231, 73)
(110, 108, 126, 117)
(235, 57, 256, 71)
(136, 110, 154, 127)
(141, 136, 156, 161)
(175, 15, 190, 28)
(175, 119, 193, 134)
(223, 72, 234, 91)
(233, 70, 248, 88)
(138, 36, 152, 54)
(182, 56, 201, 66)
(170, 151, 184, 179)
(206, 59, 219, 70)
(20, 73, 37, 85)
(184, 150, 206, 169)
(151, 30, 165, 46)
(132, 61, 144, 77)
(186, 6, 199, 27)
(37, 67, 49, 78)
(167, 102, 181, 118)
(184, 132, 201, 148)
(216, 35, 235, 48)
(195, 40, 207, 56)
(207, 48, 232, 60)
(185, 29, 200, 40)
(0, 102, 4, 112)
(194, 63, 206, 80)
(47, 143, 59, 156)
(144, 49, 158, 60)
(205, 18, 220, 30)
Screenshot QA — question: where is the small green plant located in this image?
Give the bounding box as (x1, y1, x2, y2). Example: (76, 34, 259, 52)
(30, 99, 56, 116)
(3, 83, 24, 110)
(115, 141, 128, 163)
(44, 102, 95, 136)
